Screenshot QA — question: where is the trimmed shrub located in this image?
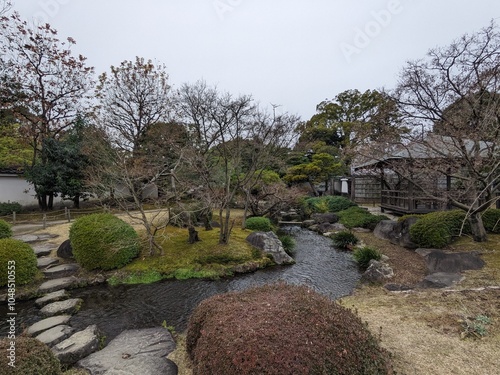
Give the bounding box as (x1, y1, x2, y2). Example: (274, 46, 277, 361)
(410, 210, 470, 248)
(0, 219, 12, 239)
(245, 216, 272, 231)
(187, 284, 393, 375)
(0, 238, 38, 286)
(69, 213, 140, 270)
(0, 201, 22, 216)
(482, 209, 500, 233)
(0, 336, 62, 375)
(331, 230, 359, 249)
(278, 234, 296, 255)
(337, 206, 388, 230)
(353, 246, 382, 268)
(301, 195, 357, 215)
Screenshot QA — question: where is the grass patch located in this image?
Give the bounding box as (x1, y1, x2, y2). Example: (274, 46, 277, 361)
(119, 226, 271, 282)
(108, 270, 163, 286)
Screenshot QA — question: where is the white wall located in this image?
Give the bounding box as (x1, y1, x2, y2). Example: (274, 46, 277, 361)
(0, 175, 63, 206)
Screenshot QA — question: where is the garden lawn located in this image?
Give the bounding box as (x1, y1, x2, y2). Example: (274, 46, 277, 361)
(111, 226, 271, 284)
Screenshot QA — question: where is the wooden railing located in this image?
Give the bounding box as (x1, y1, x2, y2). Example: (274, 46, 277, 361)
(380, 190, 448, 214)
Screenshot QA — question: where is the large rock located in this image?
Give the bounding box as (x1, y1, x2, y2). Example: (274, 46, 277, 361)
(27, 315, 72, 336)
(246, 231, 295, 265)
(35, 325, 74, 347)
(52, 325, 100, 365)
(374, 217, 419, 249)
(419, 249, 485, 273)
(317, 222, 346, 234)
(361, 260, 394, 283)
(417, 272, 464, 289)
(57, 239, 74, 259)
(78, 328, 178, 375)
(40, 298, 83, 317)
(311, 213, 338, 224)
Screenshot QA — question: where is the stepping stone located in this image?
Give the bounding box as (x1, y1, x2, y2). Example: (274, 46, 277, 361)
(32, 244, 54, 257)
(38, 277, 79, 294)
(26, 315, 72, 336)
(35, 289, 69, 308)
(35, 325, 74, 347)
(14, 234, 39, 243)
(78, 328, 178, 375)
(40, 298, 83, 317)
(417, 272, 464, 289)
(43, 264, 80, 279)
(52, 325, 100, 366)
(37, 257, 60, 268)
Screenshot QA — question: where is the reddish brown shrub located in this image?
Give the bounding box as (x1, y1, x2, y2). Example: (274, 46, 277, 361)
(187, 283, 393, 375)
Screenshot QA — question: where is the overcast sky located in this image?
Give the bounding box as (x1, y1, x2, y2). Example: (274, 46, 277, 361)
(9, 0, 500, 120)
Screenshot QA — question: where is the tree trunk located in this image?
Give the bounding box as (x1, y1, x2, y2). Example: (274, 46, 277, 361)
(308, 180, 319, 196)
(48, 193, 54, 210)
(469, 212, 488, 242)
(73, 194, 80, 209)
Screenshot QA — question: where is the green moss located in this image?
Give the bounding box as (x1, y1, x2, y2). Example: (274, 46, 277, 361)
(0, 238, 38, 286)
(337, 206, 388, 229)
(301, 196, 357, 215)
(245, 217, 272, 231)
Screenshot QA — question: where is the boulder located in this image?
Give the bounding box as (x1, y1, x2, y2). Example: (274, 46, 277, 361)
(421, 250, 485, 273)
(52, 325, 100, 365)
(27, 315, 72, 336)
(246, 231, 295, 265)
(311, 213, 338, 224)
(40, 298, 83, 317)
(301, 220, 315, 228)
(317, 222, 346, 234)
(417, 272, 464, 289)
(78, 328, 178, 375)
(361, 260, 394, 283)
(35, 325, 74, 347)
(57, 239, 74, 259)
(373, 217, 419, 249)
(35, 289, 69, 308)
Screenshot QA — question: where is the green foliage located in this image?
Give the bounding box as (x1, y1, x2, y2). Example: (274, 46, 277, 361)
(353, 246, 382, 269)
(0, 238, 38, 286)
(187, 283, 393, 375)
(245, 216, 272, 231)
(69, 213, 140, 270)
(331, 230, 359, 249)
(0, 336, 62, 375)
(337, 206, 388, 230)
(482, 209, 500, 233)
(409, 210, 470, 248)
(284, 153, 343, 187)
(460, 314, 491, 339)
(0, 123, 33, 168)
(278, 234, 296, 255)
(0, 219, 12, 239)
(301, 195, 357, 215)
(0, 201, 22, 216)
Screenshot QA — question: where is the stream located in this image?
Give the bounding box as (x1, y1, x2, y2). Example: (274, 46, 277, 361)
(0, 227, 360, 341)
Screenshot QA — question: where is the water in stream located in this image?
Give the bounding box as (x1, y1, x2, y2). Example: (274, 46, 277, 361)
(0, 227, 360, 341)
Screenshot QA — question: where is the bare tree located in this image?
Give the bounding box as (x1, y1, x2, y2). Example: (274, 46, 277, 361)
(0, 12, 94, 209)
(0, 1, 11, 16)
(393, 21, 500, 242)
(177, 81, 298, 244)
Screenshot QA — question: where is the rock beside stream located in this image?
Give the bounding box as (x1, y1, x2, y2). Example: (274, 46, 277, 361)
(78, 327, 178, 375)
(246, 231, 295, 265)
(52, 325, 100, 365)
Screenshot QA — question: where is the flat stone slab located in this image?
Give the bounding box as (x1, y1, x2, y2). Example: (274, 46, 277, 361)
(32, 243, 54, 257)
(419, 249, 485, 273)
(38, 276, 79, 293)
(35, 325, 74, 347)
(40, 298, 83, 317)
(43, 264, 80, 279)
(37, 257, 60, 268)
(14, 234, 39, 243)
(78, 328, 177, 375)
(418, 272, 465, 289)
(52, 325, 99, 365)
(35, 289, 69, 307)
(26, 315, 72, 336)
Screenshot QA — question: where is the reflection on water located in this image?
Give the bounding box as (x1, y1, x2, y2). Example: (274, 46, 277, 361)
(0, 228, 360, 341)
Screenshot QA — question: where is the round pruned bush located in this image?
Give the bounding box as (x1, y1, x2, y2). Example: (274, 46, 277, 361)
(353, 246, 382, 269)
(0, 336, 62, 375)
(69, 213, 140, 271)
(0, 219, 12, 239)
(0, 238, 38, 286)
(245, 216, 272, 231)
(331, 230, 359, 249)
(409, 210, 470, 248)
(301, 196, 357, 215)
(187, 283, 393, 375)
(337, 206, 388, 230)
(482, 209, 500, 233)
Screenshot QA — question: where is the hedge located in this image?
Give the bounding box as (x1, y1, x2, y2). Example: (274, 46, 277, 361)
(0, 219, 12, 239)
(245, 217, 272, 232)
(0, 238, 38, 286)
(482, 209, 500, 233)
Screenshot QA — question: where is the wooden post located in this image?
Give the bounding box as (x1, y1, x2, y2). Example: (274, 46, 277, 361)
(43, 214, 47, 229)
(67, 208, 71, 223)
(12, 211, 16, 224)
